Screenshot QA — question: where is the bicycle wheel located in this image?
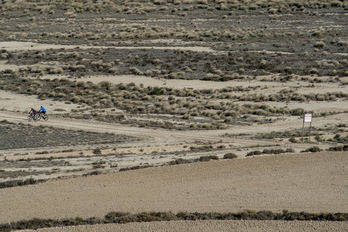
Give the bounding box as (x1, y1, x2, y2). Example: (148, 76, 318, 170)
(34, 114, 40, 121)
(27, 114, 32, 122)
(42, 114, 49, 121)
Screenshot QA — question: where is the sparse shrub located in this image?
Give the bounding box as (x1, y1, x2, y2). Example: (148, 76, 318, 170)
(217, 145, 226, 149)
(93, 147, 102, 155)
(281, 66, 292, 74)
(314, 41, 325, 48)
(92, 160, 106, 169)
(223, 153, 237, 159)
(145, 69, 161, 77)
(108, 67, 118, 73)
(262, 149, 285, 154)
(0, 178, 45, 189)
(129, 67, 143, 75)
(309, 68, 318, 74)
(168, 158, 191, 165)
(314, 135, 323, 142)
(199, 155, 218, 162)
(149, 87, 165, 95)
(289, 108, 304, 116)
(268, 8, 278, 14)
(197, 0, 208, 4)
(303, 146, 322, 153)
(249, 4, 259, 10)
(327, 146, 343, 151)
(330, 134, 348, 143)
(330, 1, 343, 7)
(36, 151, 49, 154)
(246, 150, 262, 157)
(190, 145, 213, 151)
(337, 40, 348, 46)
(119, 164, 152, 172)
(210, 155, 219, 160)
(83, 170, 102, 176)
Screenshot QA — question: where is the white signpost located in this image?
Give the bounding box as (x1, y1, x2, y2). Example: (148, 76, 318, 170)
(302, 113, 312, 141)
(304, 114, 312, 123)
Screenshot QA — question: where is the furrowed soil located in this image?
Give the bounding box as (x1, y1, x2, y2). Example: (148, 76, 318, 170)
(2, 152, 348, 232)
(0, 1, 348, 231)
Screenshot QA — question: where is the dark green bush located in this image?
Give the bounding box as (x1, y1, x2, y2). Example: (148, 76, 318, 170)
(199, 156, 211, 162)
(223, 153, 238, 159)
(246, 148, 292, 157)
(199, 155, 219, 162)
(168, 158, 192, 165)
(262, 149, 285, 154)
(327, 146, 343, 151)
(303, 146, 322, 153)
(290, 108, 304, 116)
(327, 145, 348, 151)
(246, 150, 262, 157)
(92, 147, 102, 155)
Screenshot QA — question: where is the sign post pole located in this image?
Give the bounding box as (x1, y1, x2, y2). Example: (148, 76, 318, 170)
(302, 116, 305, 143)
(303, 113, 312, 142)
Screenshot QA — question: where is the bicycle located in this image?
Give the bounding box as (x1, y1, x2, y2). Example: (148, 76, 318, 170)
(27, 112, 38, 122)
(36, 112, 49, 121)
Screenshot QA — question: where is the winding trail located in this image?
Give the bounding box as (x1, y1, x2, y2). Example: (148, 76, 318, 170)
(1, 111, 346, 155)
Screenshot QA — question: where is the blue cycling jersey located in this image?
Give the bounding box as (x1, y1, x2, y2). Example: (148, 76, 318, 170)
(39, 106, 47, 113)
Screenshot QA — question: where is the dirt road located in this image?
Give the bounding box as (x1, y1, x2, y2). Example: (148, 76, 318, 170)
(1, 110, 346, 157)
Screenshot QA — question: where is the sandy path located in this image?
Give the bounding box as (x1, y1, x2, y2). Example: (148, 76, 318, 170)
(0, 41, 215, 53)
(1, 110, 345, 156)
(1, 152, 347, 224)
(1, 108, 347, 159)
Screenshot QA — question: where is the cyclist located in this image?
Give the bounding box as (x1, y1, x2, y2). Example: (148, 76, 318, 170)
(38, 106, 47, 114)
(29, 108, 37, 115)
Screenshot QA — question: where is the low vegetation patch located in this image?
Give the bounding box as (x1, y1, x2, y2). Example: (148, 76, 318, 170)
(254, 130, 323, 140)
(246, 148, 294, 157)
(0, 178, 46, 189)
(327, 134, 348, 143)
(327, 145, 348, 151)
(1, 210, 347, 231)
(223, 153, 238, 159)
(302, 146, 322, 153)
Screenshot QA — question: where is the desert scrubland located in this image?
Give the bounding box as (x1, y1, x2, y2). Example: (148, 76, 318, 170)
(0, 0, 347, 231)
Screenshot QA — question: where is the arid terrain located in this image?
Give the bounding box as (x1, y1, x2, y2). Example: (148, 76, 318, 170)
(0, 0, 347, 231)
